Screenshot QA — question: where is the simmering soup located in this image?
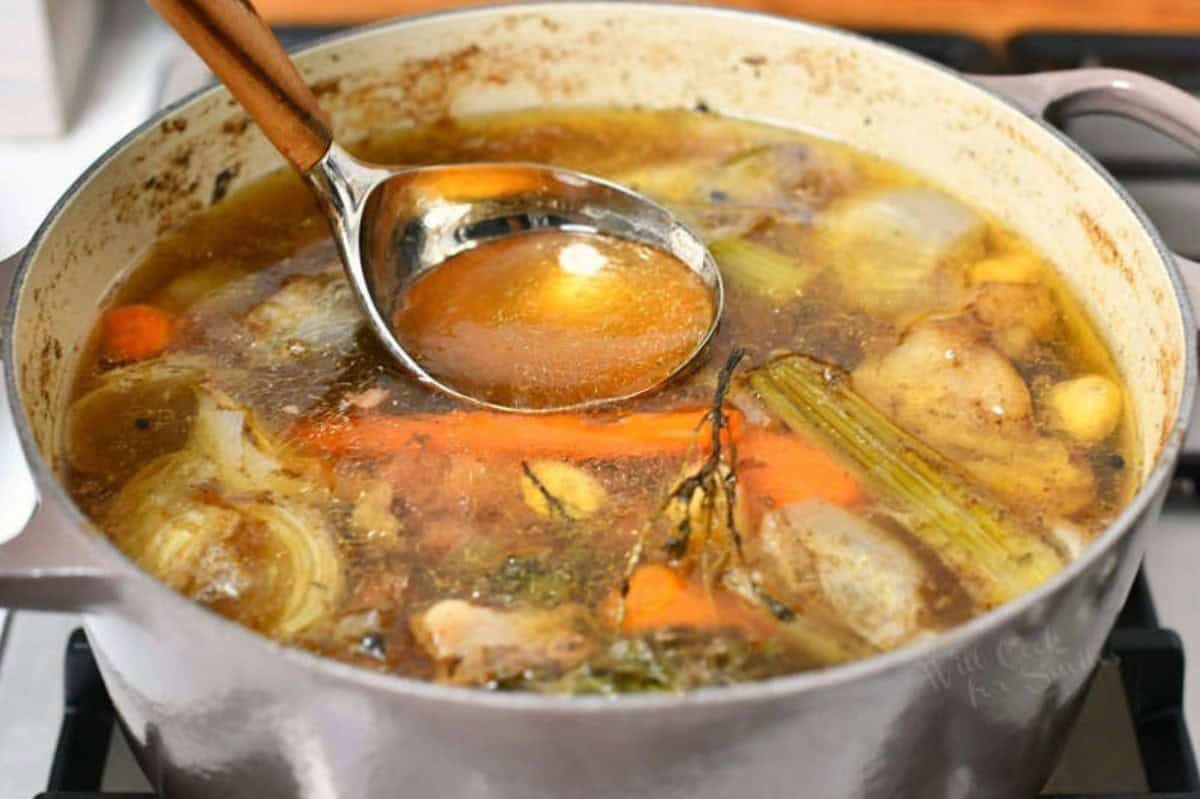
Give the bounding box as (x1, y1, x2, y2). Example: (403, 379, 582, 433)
(67, 109, 1135, 693)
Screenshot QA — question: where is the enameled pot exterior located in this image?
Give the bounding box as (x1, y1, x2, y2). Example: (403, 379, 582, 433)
(1, 6, 1198, 797)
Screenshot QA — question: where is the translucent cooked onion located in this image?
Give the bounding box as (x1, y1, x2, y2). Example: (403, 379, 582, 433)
(107, 387, 344, 639)
(66, 355, 214, 480)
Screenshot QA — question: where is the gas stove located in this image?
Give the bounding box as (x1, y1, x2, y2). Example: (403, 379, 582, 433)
(8, 11, 1200, 799)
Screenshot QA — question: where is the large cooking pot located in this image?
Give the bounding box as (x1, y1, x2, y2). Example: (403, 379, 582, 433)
(3, 5, 1200, 797)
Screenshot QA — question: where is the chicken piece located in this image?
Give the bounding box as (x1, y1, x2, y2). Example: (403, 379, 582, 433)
(854, 319, 1096, 516)
(752, 507, 819, 604)
(616, 159, 713, 205)
(381, 450, 512, 514)
(970, 281, 1058, 359)
(816, 187, 986, 318)
(616, 155, 755, 240)
(243, 273, 361, 362)
(702, 143, 856, 218)
(412, 599, 595, 686)
(855, 319, 1034, 435)
(755, 502, 928, 649)
(346, 569, 410, 614)
(960, 438, 1096, 518)
(615, 143, 857, 240)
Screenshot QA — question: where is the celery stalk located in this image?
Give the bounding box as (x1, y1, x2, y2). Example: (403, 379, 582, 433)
(749, 355, 1064, 608)
(709, 237, 820, 301)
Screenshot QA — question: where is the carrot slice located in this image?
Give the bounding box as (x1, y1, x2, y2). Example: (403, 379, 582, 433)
(100, 304, 173, 363)
(606, 564, 771, 638)
(293, 409, 859, 507)
(737, 428, 861, 507)
(290, 409, 739, 461)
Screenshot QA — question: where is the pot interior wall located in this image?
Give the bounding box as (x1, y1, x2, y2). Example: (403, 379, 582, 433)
(11, 3, 1186, 486)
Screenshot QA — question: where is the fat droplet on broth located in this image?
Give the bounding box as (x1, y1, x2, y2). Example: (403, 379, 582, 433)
(391, 229, 715, 408)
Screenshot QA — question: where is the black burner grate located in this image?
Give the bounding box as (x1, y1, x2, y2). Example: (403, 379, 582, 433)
(1101, 572, 1200, 795)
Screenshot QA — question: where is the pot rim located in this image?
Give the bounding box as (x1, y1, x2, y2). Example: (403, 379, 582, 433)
(5, 0, 1196, 713)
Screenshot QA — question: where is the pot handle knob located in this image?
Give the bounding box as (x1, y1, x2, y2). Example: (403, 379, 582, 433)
(971, 68, 1200, 316)
(0, 249, 119, 611)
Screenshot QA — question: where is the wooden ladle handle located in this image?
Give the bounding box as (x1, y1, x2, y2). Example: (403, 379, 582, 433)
(147, 0, 333, 172)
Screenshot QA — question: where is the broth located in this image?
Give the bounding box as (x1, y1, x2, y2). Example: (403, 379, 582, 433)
(66, 109, 1136, 693)
(393, 229, 714, 408)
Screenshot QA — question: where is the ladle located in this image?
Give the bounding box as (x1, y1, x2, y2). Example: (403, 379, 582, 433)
(148, 0, 724, 412)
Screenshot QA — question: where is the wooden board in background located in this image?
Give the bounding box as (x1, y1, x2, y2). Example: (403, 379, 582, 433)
(253, 0, 1200, 49)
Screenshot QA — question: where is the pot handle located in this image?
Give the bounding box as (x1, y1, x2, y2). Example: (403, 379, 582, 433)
(0, 248, 118, 610)
(146, 0, 333, 172)
(972, 68, 1200, 312)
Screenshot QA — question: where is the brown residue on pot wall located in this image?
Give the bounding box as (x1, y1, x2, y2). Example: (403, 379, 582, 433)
(786, 47, 865, 97)
(1159, 343, 1182, 456)
(37, 338, 56, 410)
(323, 31, 594, 133)
(211, 165, 240, 205)
(311, 78, 341, 98)
(325, 44, 487, 130)
(1077, 209, 1134, 286)
(110, 137, 204, 231)
(221, 116, 250, 136)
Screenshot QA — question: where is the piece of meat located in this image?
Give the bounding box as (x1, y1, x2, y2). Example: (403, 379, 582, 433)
(346, 386, 391, 410)
(701, 142, 857, 220)
(243, 273, 361, 362)
(754, 501, 928, 649)
(615, 143, 859, 240)
(411, 599, 594, 685)
(970, 281, 1058, 359)
(854, 318, 1034, 436)
(853, 318, 1096, 516)
(375, 452, 533, 554)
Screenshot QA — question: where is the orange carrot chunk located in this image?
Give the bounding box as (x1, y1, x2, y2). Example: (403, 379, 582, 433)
(737, 427, 861, 507)
(292, 410, 859, 508)
(100, 304, 172, 363)
(290, 409, 740, 462)
(609, 564, 771, 639)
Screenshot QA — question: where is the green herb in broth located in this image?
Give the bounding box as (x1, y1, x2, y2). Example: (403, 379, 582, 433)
(65, 108, 1136, 693)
